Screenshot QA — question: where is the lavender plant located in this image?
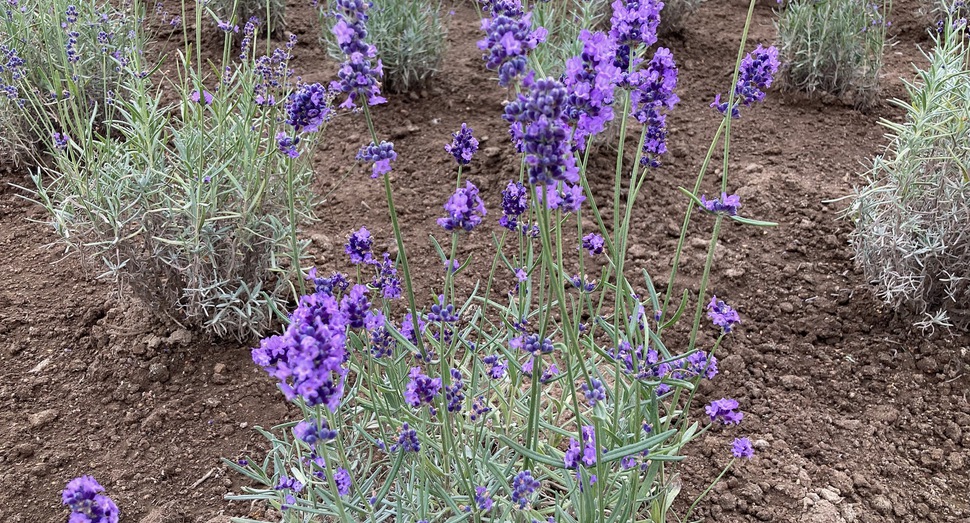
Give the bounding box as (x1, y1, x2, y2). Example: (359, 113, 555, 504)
(230, 0, 778, 520)
(209, 0, 286, 37)
(62, 475, 119, 523)
(319, 0, 445, 93)
(0, 0, 147, 161)
(30, 16, 327, 339)
(776, 0, 891, 109)
(846, 11, 970, 330)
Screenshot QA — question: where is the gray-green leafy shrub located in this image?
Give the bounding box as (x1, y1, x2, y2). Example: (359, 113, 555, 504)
(209, 0, 286, 36)
(31, 23, 326, 339)
(0, 0, 146, 160)
(847, 17, 970, 330)
(320, 0, 445, 93)
(776, 0, 890, 109)
(529, 0, 607, 77)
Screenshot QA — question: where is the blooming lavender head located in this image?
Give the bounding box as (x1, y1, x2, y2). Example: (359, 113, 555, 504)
(706, 296, 740, 332)
(370, 252, 402, 300)
(52, 131, 70, 151)
(628, 47, 679, 167)
(511, 470, 540, 509)
(391, 422, 421, 452)
(732, 437, 754, 459)
(334, 467, 351, 496)
(700, 192, 741, 216)
(474, 486, 493, 512)
(503, 76, 578, 186)
(500, 180, 530, 230)
(62, 476, 119, 523)
(706, 397, 743, 425)
(582, 379, 607, 406)
(276, 132, 301, 158)
(445, 368, 465, 413)
(510, 333, 554, 355)
(356, 141, 397, 178)
(286, 83, 331, 133)
(686, 350, 718, 380)
(563, 30, 621, 146)
(582, 233, 605, 255)
(477, 7, 547, 86)
(437, 180, 487, 232)
(712, 45, 779, 118)
(564, 425, 599, 469)
(483, 354, 507, 379)
(329, 0, 385, 108)
(404, 367, 442, 410)
(293, 418, 338, 444)
(609, 0, 663, 72)
(345, 227, 373, 264)
(445, 123, 479, 165)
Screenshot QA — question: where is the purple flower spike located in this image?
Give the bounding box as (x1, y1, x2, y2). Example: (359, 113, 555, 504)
(391, 422, 421, 452)
(334, 467, 351, 496)
(329, 0, 385, 109)
(356, 141, 397, 178)
(499, 180, 530, 231)
(445, 123, 479, 165)
(706, 296, 740, 333)
(582, 233, 605, 255)
(404, 367, 442, 410)
(345, 227, 373, 264)
(63, 476, 119, 523)
(628, 47, 679, 167)
(732, 437, 754, 459)
(276, 132, 301, 158)
(474, 486, 493, 512)
(609, 0, 663, 72)
(286, 83, 332, 133)
(563, 30, 621, 147)
(712, 45, 779, 118)
(564, 425, 599, 469)
(437, 180, 487, 232)
(52, 131, 70, 151)
(503, 76, 578, 186)
(478, 6, 547, 87)
(706, 397, 743, 425)
(700, 192, 741, 216)
(511, 470, 540, 509)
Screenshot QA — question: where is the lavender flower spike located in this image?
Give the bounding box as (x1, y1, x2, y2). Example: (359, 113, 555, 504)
(445, 123, 479, 165)
(63, 475, 119, 523)
(438, 180, 487, 232)
(357, 141, 397, 178)
(712, 44, 780, 118)
(707, 295, 740, 332)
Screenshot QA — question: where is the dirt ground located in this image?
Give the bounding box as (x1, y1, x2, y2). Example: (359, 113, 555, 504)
(1, 0, 968, 522)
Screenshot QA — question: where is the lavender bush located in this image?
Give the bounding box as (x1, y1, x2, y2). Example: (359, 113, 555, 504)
(776, 0, 891, 109)
(29, 15, 326, 338)
(319, 0, 445, 93)
(847, 11, 970, 330)
(229, 0, 779, 520)
(0, 0, 147, 162)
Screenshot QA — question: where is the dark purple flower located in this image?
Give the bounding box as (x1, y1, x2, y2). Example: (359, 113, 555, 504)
(240, 17, 260, 60)
(500, 180, 530, 231)
(474, 486, 493, 512)
(391, 422, 420, 452)
(503, 76, 578, 186)
(276, 476, 304, 491)
(470, 395, 492, 421)
(511, 470, 540, 509)
(732, 437, 754, 459)
(706, 398, 743, 425)
(609, 0, 663, 72)
(345, 227, 373, 264)
(400, 312, 427, 345)
(700, 192, 741, 216)
(686, 350, 718, 380)
(564, 425, 599, 469)
(445, 123, 479, 165)
(307, 267, 349, 296)
(335, 467, 351, 496)
(437, 180, 487, 232)
(329, 0, 385, 109)
(52, 132, 70, 151)
(570, 274, 596, 292)
(339, 284, 370, 328)
(356, 141, 397, 178)
(581, 379, 607, 406)
(428, 295, 459, 323)
(369, 252, 402, 300)
(365, 310, 395, 358)
(287, 83, 331, 133)
(483, 354, 507, 379)
(510, 333, 554, 355)
(276, 132, 301, 158)
(477, 6, 547, 86)
(293, 418, 338, 444)
(582, 233, 605, 255)
(404, 367, 442, 409)
(712, 45, 779, 118)
(563, 30, 621, 146)
(218, 20, 239, 32)
(628, 47, 679, 167)
(445, 368, 464, 413)
(706, 296, 740, 332)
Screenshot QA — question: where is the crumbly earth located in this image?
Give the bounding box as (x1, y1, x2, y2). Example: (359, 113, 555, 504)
(1, 0, 967, 522)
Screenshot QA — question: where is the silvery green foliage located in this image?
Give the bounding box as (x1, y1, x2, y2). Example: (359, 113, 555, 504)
(320, 0, 445, 93)
(209, 0, 286, 36)
(31, 58, 319, 340)
(0, 0, 145, 161)
(529, 0, 608, 77)
(847, 19, 970, 330)
(776, 0, 889, 109)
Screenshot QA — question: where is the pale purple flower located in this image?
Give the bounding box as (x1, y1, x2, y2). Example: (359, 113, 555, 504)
(357, 141, 397, 178)
(706, 398, 743, 425)
(437, 180, 487, 232)
(732, 437, 754, 458)
(444, 123, 479, 165)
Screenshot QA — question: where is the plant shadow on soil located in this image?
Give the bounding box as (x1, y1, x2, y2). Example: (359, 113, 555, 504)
(0, 0, 967, 522)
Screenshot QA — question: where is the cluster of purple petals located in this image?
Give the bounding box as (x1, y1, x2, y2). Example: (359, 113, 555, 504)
(711, 45, 779, 118)
(345, 227, 373, 264)
(334, 467, 351, 496)
(286, 83, 331, 133)
(307, 267, 349, 295)
(483, 354, 507, 379)
(53, 131, 70, 151)
(329, 0, 385, 109)
(293, 418, 338, 444)
(582, 378, 607, 406)
(511, 470, 540, 509)
(474, 486, 494, 512)
(218, 20, 239, 32)
(470, 395, 492, 421)
(400, 312, 427, 346)
(522, 357, 559, 383)
(707, 296, 740, 332)
(477, 5, 546, 86)
(428, 295, 459, 323)
(253, 39, 297, 107)
(445, 368, 464, 413)
(276, 132, 301, 158)
(564, 425, 599, 469)
(706, 397, 743, 425)
(503, 76, 578, 185)
(511, 333, 554, 355)
(365, 310, 395, 358)
(499, 180, 530, 231)
(189, 89, 214, 105)
(685, 350, 718, 380)
(608, 0, 663, 72)
(732, 437, 754, 458)
(251, 288, 351, 411)
(445, 123, 479, 165)
(62, 476, 119, 523)
(240, 17, 260, 60)
(404, 366, 442, 410)
(563, 30, 621, 146)
(391, 422, 420, 452)
(538, 182, 585, 212)
(369, 252, 402, 300)
(628, 47, 679, 167)
(0, 44, 25, 102)
(582, 233, 605, 255)
(438, 180, 487, 232)
(700, 192, 741, 215)
(276, 476, 304, 491)
(570, 274, 596, 292)
(356, 141, 397, 178)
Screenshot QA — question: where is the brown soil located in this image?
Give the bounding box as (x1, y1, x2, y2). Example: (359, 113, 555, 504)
(1, 1, 968, 522)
